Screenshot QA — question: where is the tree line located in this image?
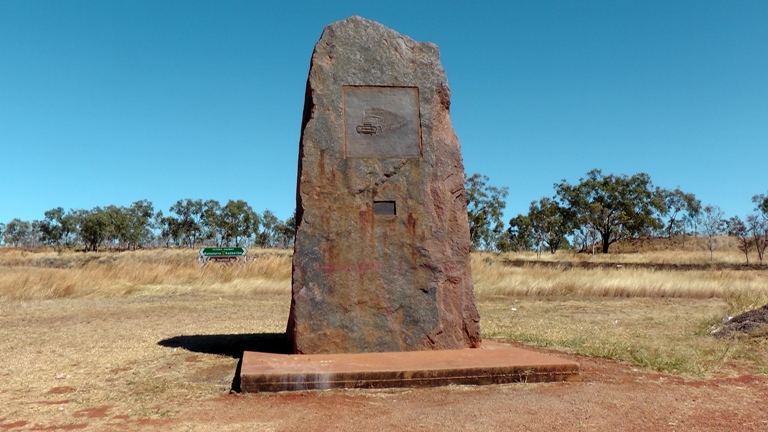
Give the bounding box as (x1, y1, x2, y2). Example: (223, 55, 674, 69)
(465, 169, 768, 264)
(3, 170, 767, 263)
(0, 199, 296, 252)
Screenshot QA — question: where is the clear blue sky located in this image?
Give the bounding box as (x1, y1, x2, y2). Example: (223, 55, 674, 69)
(2, 1, 767, 225)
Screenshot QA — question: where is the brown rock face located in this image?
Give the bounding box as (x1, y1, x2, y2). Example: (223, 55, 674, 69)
(287, 16, 481, 354)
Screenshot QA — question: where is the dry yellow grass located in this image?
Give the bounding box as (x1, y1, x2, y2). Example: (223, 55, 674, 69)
(498, 238, 749, 265)
(0, 248, 292, 300)
(471, 253, 768, 311)
(2, 247, 766, 310)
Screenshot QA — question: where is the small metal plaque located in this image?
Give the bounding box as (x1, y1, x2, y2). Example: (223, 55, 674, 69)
(373, 201, 396, 216)
(344, 86, 421, 158)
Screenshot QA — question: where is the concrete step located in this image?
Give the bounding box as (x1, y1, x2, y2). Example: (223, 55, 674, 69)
(241, 341, 579, 392)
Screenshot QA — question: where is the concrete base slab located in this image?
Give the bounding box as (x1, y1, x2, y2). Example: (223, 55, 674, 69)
(240, 341, 579, 392)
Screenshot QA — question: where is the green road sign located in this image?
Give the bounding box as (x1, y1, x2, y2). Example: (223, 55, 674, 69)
(199, 247, 248, 257)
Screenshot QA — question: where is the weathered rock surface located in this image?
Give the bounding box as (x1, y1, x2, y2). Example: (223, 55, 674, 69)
(287, 16, 481, 354)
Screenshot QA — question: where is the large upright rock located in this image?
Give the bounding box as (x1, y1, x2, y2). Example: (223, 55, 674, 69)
(287, 16, 481, 354)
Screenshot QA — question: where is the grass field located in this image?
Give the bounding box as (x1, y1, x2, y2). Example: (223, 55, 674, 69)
(0, 248, 291, 300)
(1, 244, 767, 377)
(472, 253, 768, 307)
(1, 244, 767, 429)
(3, 293, 764, 430)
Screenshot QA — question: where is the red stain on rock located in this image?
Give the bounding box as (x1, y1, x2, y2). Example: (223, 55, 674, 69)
(72, 406, 110, 419)
(406, 212, 416, 239)
(314, 262, 380, 273)
(0, 420, 28, 429)
(47, 387, 76, 395)
(30, 424, 87, 431)
(135, 419, 173, 427)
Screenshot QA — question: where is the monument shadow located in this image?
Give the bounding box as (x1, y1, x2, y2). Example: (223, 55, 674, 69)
(157, 332, 291, 392)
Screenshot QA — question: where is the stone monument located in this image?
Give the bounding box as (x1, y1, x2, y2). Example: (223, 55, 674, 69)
(287, 16, 481, 354)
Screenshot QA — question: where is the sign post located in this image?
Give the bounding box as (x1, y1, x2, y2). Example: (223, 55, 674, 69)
(198, 247, 248, 265)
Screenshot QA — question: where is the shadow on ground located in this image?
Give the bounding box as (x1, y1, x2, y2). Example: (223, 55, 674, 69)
(158, 333, 291, 357)
(157, 333, 291, 392)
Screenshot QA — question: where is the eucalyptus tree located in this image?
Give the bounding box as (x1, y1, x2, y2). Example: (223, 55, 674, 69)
(572, 225, 599, 255)
(79, 208, 111, 252)
(700, 205, 725, 262)
(747, 214, 768, 265)
(39, 207, 65, 246)
(169, 199, 204, 247)
(661, 188, 701, 240)
(750, 193, 768, 265)
(727, 216, 752, 264)
(555, 169, 665, 254)
(506, 214, 535, 252)
(155, 211, 184, 248)
(465, 173, 508, 251)
(103, 205, 131, 250)
(125, 200, 155, 250)
(3, 219, 32, 247)
(219, 200, 258, 247)
(273, 211, 297, 248)
(257, 209, 279, 247)
(526, 197, 574, 254)
(754, 193, 768, 221)
(59, 210, 79, 247)
(200, 200, 223, 246)
(154, 210, 170, 247)
(30, 221, 44, 247)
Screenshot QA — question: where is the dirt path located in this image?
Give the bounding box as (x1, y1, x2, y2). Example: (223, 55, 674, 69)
(1, 295, 766, 431)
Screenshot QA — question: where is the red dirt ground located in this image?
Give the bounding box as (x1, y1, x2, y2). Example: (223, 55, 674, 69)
(3, 347, 767, 431)
(148, 345, 768, 430)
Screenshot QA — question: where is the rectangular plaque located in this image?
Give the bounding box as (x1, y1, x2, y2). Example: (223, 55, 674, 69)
(373, 201, 396, 216)
(343, 86, 421, 158)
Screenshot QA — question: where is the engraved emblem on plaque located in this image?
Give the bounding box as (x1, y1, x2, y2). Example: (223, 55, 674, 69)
(343, 86, 422, 158)
(356, 108, 407, 136)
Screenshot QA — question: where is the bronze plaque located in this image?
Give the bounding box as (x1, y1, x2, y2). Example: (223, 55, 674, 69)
(373, 201, 396, 216)
(343, 86, 421, 158)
